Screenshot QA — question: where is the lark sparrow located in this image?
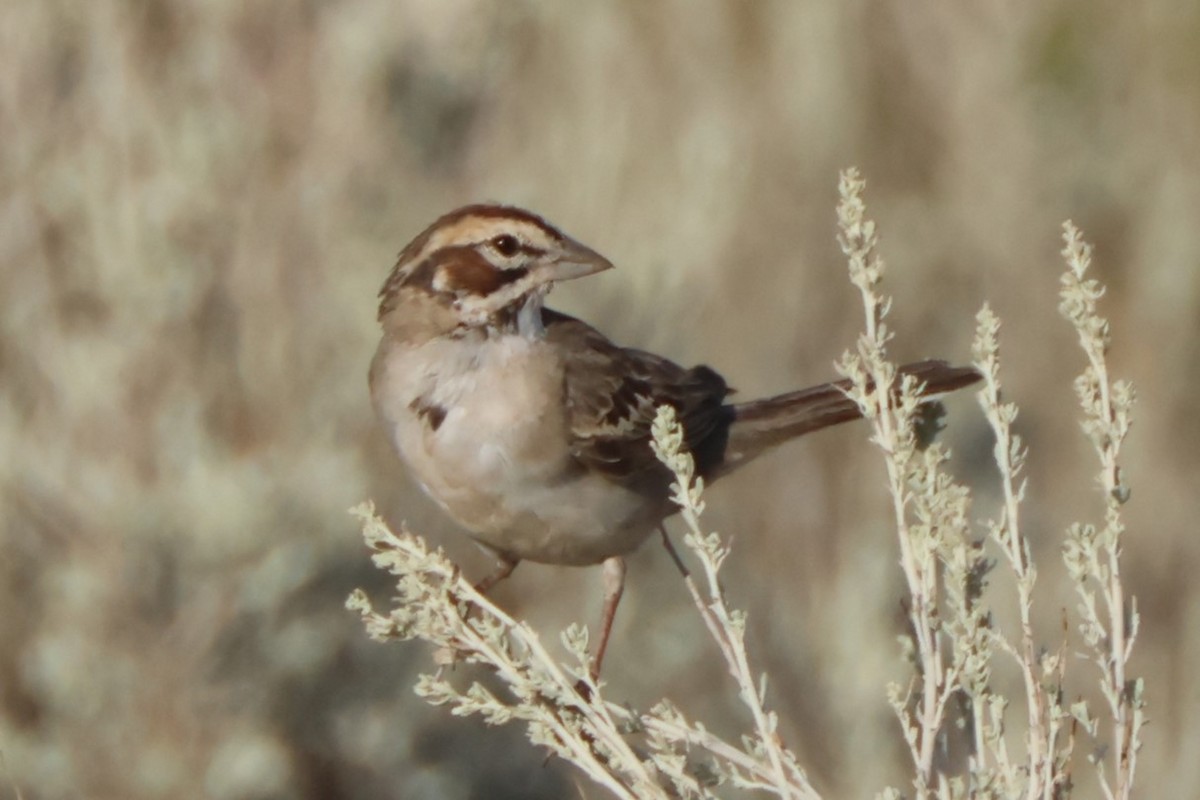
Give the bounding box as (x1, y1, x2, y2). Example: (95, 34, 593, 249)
(369, 204, 980, 675)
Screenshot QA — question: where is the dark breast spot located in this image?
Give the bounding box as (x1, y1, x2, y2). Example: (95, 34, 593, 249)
(409, 397, 448, 431)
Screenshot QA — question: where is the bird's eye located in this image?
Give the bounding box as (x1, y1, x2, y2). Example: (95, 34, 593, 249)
(490, 234, 520, 257)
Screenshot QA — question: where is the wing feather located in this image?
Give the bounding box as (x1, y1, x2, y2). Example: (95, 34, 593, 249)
(542, 310, 733, 486)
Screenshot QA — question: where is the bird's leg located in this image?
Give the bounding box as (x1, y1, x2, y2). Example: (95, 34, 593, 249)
(437, 555, 520, 669)
(590, 556, 626, 680)
(466, 555, 519, 621)
(461, 554, 518, 624)
(474, 554, 519, 594)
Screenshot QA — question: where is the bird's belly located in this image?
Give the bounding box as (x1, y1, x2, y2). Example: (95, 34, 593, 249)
(407, 421, 660, 564)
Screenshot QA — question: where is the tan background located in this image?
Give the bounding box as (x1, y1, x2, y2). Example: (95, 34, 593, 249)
(2, 1, 1197, 797)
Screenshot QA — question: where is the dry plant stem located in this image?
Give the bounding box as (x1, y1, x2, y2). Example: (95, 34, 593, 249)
(974, 306, 1071, 800)
(835, 168, 950, 793)
(346, 506, 664, 800)
(650, 407, 821, 800)
(975, 309, 1039, 774)
(347, 496, 821, 800)
(1058, 222, 1143, 800)
(606, 702, 792, 792)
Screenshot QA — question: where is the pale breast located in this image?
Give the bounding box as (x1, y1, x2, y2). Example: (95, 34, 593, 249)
(370, 332, 661, 564)
(420, 335, 570, 484)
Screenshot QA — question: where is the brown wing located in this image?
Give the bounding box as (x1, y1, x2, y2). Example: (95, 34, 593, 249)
(543, 308, 983, 487)
(542, 309, 734, 487)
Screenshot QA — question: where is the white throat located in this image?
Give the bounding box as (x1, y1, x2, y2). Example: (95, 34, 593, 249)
(516, 289, 548, 339)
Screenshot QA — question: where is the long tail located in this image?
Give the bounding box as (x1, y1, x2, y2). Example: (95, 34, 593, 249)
(719, 360, 981, 475)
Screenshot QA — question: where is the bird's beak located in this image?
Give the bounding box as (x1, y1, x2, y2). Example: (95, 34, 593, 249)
(539, 237, 614, 283)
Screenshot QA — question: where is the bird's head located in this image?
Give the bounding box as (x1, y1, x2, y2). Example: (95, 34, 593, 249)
(378, 205, 613, 338)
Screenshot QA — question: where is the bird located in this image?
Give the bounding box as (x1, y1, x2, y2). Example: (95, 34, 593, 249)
(368, 204, 981, 677)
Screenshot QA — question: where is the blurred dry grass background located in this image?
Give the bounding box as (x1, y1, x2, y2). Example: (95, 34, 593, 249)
(2, 1, 1197, 797)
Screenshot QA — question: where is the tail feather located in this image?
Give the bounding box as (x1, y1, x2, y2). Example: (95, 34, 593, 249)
(719, 360, 981, 474)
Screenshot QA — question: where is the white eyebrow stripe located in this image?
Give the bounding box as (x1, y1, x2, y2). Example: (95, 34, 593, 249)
(420, 218, 557, 263)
